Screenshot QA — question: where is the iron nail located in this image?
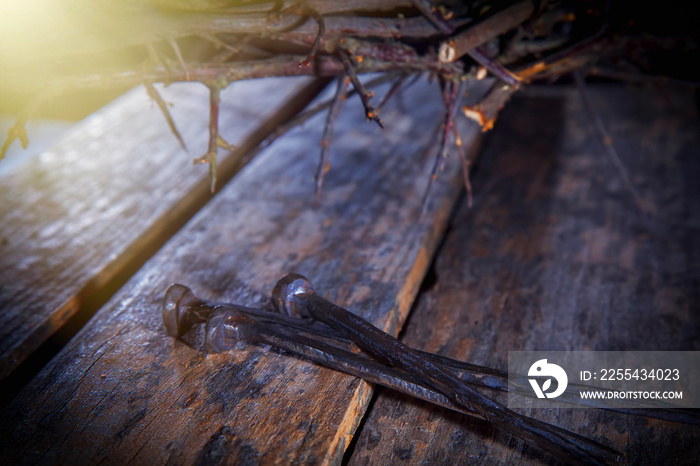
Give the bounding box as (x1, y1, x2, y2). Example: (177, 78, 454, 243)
(270, 274, 617, 465)
(163, 283, 217, 337)
(203, 306, 480, 419)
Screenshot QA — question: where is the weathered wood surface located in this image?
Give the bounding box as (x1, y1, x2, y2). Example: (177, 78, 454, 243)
(348, 86, 700, 464)
(0, 78, 481, 464)
(0, 77, 322, 381)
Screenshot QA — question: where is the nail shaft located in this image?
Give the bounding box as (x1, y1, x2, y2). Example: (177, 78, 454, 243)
(204, 307, 485, 419)
(271, 274, 617, 465)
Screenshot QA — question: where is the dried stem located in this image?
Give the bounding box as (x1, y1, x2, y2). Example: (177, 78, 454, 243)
(515, 2, 610, 81)
(0, 54, 460, 160)
(2, 0, 687, 223)
(297, 6, 325, 67)
(192, 83, 234, 192)
(270, 14, 467, 46)
(11, 54, 457, 104)
(410, 0, 454, 35)
(462, 81, 519, 131)
(439, 1, 534, 63)
(340, 50, 385, 128)
(220, 0, 415, 17)
(376, 74, 409, 112)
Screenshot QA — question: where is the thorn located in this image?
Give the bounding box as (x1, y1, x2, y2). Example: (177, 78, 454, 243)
(192, 149, 218, 192)
(315, 74, 347, 204)
(437, 79, 459, 171)
(420, 78, 467, 219)
(216, 135, 235, 151)
(146, 42, 172, 76)
(144, 82, 187, 151)
(1, 116, 29, 160)
(453, 123, 473, 208)
(168, 37, 190, 81)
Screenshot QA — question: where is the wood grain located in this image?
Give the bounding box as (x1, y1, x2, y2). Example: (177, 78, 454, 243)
(348, 86, 700, 464)
(0, 76, 322, 381)
(0, 78, 481, 464)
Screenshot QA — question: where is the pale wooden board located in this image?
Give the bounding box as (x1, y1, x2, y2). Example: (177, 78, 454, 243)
(0, 77, 481, 464)
(347, 86, 700, 464)
(0, 76, 321, 380)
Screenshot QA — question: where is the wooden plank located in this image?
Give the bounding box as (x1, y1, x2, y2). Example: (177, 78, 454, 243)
(0, 77, 323, 381)
(0, 78, 480, 464)
(347, 85, 700, 464)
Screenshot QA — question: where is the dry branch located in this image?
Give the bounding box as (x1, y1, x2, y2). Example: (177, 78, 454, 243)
(2, 0, 696, 204)
(462, 81, 519, 131)
(438, 1, 534, 63)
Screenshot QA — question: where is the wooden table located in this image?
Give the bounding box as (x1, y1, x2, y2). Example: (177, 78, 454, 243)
(0, 76, 698, 465)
